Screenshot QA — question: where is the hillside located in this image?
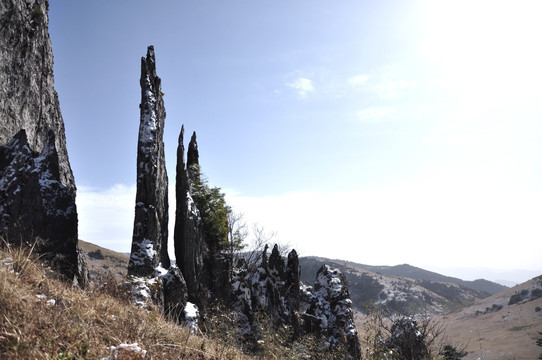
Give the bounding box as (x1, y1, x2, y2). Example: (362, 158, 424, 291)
(0, 243, 252, 359)
(352, 263, 507, 295)
(78, 240, 129, 280)
(438, 275, 542, 360)
(300, 257, 505, 315)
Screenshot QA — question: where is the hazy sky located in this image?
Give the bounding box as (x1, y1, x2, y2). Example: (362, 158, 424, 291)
(48, 1, 542, 284)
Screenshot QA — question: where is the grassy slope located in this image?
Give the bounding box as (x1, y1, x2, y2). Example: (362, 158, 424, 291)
(0, 244, 251, 360)
(437, 276, 542, 360)
(78, 240, 129, 280)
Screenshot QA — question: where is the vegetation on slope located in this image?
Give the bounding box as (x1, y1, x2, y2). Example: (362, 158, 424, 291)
(0, 241, 250, 359)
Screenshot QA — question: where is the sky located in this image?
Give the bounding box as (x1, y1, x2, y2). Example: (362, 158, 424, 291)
(48, 1, 542, 285)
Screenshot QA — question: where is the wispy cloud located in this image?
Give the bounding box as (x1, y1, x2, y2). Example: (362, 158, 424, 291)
(356, 106, 395, 123)
(287, 77, 314, 99)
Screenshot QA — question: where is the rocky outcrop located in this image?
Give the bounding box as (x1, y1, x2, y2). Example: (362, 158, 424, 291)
(0, 0, 75, 191)
(0, 0, 85, 285)
(231, 245, 302, 338)
(304, 265, 361, 357)
(173, 126, 203, 297)
(0, 130, 85, 285)
(124, 47, 358, 356)
(126, 46, 187, 323)
(174, 129, 231, 306)
(128, 46, 170, 276)
(231, 246, 360, 357)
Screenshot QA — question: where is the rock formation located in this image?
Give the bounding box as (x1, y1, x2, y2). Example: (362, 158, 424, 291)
(174, 129, 231, 306)
(0, 130, 85, 284)
(231, 245, 302, 338)
(127, 46, 187, 321)
(0, 0, 86, 285)
(174, 126, 203, 297)
(0, 0, 75, 191)
(305, 265, 361, 358)
(128, 46, 170, 276)
(125, 47, 359, 356)
(231, 245, 360, 357)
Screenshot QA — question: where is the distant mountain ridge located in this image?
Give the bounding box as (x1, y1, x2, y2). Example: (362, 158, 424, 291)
(299, 256, 508, 316)
(345, 262, 508, 295)
(303, 257, 507, 295)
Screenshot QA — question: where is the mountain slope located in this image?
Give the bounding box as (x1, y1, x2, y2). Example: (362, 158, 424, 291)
(78, 240, 129, 280)
(355, 263, 507, 295)
(437, 275, 542, 360)
(300, 257, 501, 315)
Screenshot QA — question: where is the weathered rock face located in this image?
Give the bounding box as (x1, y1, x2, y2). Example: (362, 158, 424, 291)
(231, 246, 360, 357)
(0, 130, 84, 285)
(0, 0, 85, 286)
(174, 126, 203, 297)
(127, 46, 187, 325)
(231, 245, 303, 337)
(128, 46, 170, 276)
(174, 129, 232, 306)
(0, 0, 75, 191)
(305, 265, 361, 358)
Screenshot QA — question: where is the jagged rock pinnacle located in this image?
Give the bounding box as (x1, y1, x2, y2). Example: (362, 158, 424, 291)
(187, 131, 199, 169)
(174, 125, 203, 296)
(128, 45, 170, 276)
(0, 0, 75, 191)
(0, 0, 86, 286)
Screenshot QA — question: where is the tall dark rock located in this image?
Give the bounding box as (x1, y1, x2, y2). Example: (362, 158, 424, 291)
(174, 129, 231, 306)
(0, 130, 84, 284)
(126, 47, 187, 321)
(0, 0, 74, 191)
(187, 131, 199, 172)
(174, 126, 203, 297)
(286, 249, 301, 308)
(128, 46, 170, 276)
(0, 0, 85, 285)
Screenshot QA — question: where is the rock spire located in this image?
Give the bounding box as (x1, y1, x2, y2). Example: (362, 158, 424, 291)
(0, 0, 75, 191)
(174, 126, 204, 297)
(128, 46, 170, 276)
(0, 0, 85, 285)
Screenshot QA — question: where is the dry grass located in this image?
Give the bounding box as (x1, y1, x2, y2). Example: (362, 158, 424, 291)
(0, 242, 254, 360)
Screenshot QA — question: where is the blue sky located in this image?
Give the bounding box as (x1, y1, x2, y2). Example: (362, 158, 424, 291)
(49, 1, 542, 284)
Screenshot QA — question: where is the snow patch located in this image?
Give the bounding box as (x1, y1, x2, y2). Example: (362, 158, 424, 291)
(184, 302, 199, 334)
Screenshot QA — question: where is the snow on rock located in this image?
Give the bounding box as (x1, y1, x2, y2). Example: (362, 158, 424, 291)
(0, 130, 87, 286)
(184, 302, 199, 333)
(230, 245, 361, 359)
(128, 276, 158, 310)
(305, 265, 361, 358)
(231, 245, 302, 338)
(127, 264, 188, 319)
(128, 45, 170, 278)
